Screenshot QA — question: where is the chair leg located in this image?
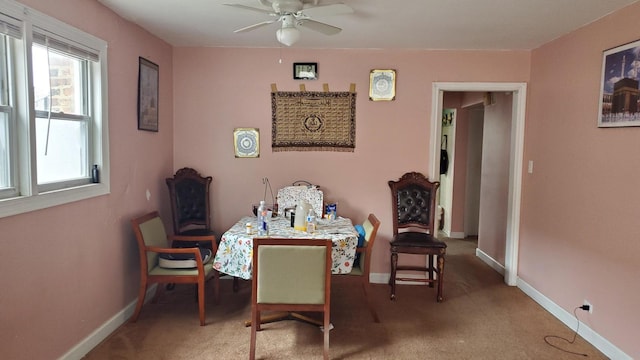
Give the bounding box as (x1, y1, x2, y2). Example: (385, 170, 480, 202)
(389, 251, 398, 300)
(131, 282, 148, 322)
(428, 254, 435, 288)
(198, 278, 206, 326)
(213, 271, 220, 304)
(250, 307, 259, 360)
(361, 280, 380, 322)
(323, 309, 330, 360)
(436, 255, 445, 302)
(152, 282, 164, 303)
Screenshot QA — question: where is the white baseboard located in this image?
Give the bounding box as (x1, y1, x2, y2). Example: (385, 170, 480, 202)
(375, 251, 631, 359)
(59, 284, 158, 360)
(517, 279, 631, 360)
(370, 272, 388, 285)
(475, 248, 505, 275)
(448, 231, 466, 239)
(476, 250, 630, 359)
(63, 267, 632, 360)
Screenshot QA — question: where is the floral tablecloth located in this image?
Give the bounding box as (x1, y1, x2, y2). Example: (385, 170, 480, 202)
(213, 215, 358, 280)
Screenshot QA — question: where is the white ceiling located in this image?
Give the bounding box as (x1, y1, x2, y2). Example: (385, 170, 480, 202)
(96, 0, 638, 50)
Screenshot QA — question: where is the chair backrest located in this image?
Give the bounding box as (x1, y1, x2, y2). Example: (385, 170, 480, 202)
(166, 167, 212, 234)
(276, 184, 324, 217)
(388, 172, 439, 236)
(131, 211, 169, 273)
(357, 213, 381, 274)
(252, 238, 332, 306)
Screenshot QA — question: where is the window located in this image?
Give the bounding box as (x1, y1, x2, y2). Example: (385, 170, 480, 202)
(0, 0, 109, 218)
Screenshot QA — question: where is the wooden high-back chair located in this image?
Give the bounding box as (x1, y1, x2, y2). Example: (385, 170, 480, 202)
(388, 172, 447, 302)
(166, 168, 240, 292)
(165, 167, 214, 242)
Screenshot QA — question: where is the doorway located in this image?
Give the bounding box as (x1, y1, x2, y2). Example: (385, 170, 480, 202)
(429, 82, 527, 286)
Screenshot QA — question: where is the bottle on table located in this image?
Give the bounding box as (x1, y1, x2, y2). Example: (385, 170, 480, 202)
(257, 200, 268, 236)
(306, 208, 316, 233)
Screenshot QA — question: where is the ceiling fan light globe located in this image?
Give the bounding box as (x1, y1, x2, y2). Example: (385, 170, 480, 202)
(276, 26, 300, 46)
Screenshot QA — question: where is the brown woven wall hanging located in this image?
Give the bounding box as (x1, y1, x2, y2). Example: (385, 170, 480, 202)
(271, 85, 356, 152)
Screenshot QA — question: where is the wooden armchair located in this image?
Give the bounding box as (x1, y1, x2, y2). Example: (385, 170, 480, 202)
(130, 211, 219, 326)
(343, 213, 381, 322)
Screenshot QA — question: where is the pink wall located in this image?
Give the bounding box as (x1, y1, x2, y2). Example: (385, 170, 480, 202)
(451, 104, 469, 235)
(173, 48, 530, 277)
(523, 2, 640, 356)
(0, 1, 174, 359)
(3, 0, 637, 358)
(478, 92, 512, 264)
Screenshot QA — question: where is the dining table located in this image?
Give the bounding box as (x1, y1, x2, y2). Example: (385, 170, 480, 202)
(213, 215, 359, 280)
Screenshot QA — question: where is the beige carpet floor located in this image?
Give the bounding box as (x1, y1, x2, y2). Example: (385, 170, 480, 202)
(83, 237, 607, 359)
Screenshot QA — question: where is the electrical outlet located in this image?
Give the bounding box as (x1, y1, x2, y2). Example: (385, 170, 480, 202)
(583, 300, 593, 314)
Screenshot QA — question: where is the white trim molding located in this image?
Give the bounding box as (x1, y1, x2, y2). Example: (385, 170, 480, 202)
(431, 82, 527, 286)
(59, 285, 157, 360)
(518, 279, 632, 360)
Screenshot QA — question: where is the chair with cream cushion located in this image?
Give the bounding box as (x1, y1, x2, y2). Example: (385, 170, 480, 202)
(131, 211, 219, 326)
(250, 238, 332, 360)
(343, 213, 381, 322)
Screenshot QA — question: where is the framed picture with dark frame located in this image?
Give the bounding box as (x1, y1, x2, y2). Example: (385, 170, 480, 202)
(598, 39, 640, 128)
(293, 62, 318, 80)
(137, 57, 159, 131)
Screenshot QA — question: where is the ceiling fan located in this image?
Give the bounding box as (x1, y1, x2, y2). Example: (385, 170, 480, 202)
(224, 0, 354, 46)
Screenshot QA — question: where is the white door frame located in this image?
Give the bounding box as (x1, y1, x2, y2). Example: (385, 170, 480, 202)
(429, 82, 527, 286)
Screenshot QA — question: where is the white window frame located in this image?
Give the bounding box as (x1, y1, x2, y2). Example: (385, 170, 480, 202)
(0, 0, 109, 219)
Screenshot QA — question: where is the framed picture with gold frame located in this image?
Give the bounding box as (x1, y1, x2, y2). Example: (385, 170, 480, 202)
(369, 69, 396, 101)
(233, 128, 260, 158)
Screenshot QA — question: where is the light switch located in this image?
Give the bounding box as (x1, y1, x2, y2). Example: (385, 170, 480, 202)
(528, 160, 534, 174)
(146, 189, 151, 201)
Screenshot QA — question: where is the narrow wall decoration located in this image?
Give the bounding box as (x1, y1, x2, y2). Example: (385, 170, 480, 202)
(137, 57, 159, 131)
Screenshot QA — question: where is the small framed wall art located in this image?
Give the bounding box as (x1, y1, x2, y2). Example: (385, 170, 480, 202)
(369, 69, 396, 101)
(293, 62, 318, 80)
(233, 128, 260, 158)
(598, 39, 640, 127)
(137, 57, 159, 131)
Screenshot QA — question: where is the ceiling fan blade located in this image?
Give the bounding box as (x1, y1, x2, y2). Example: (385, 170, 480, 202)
(223, 3, 274, 15)
(298, 19, 342, 36)
(302, 4, 353, 18)
(234, 20, 276, 33)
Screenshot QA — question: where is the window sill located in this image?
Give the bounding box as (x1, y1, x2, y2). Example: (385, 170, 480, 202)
(0, 182, 110, 219)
